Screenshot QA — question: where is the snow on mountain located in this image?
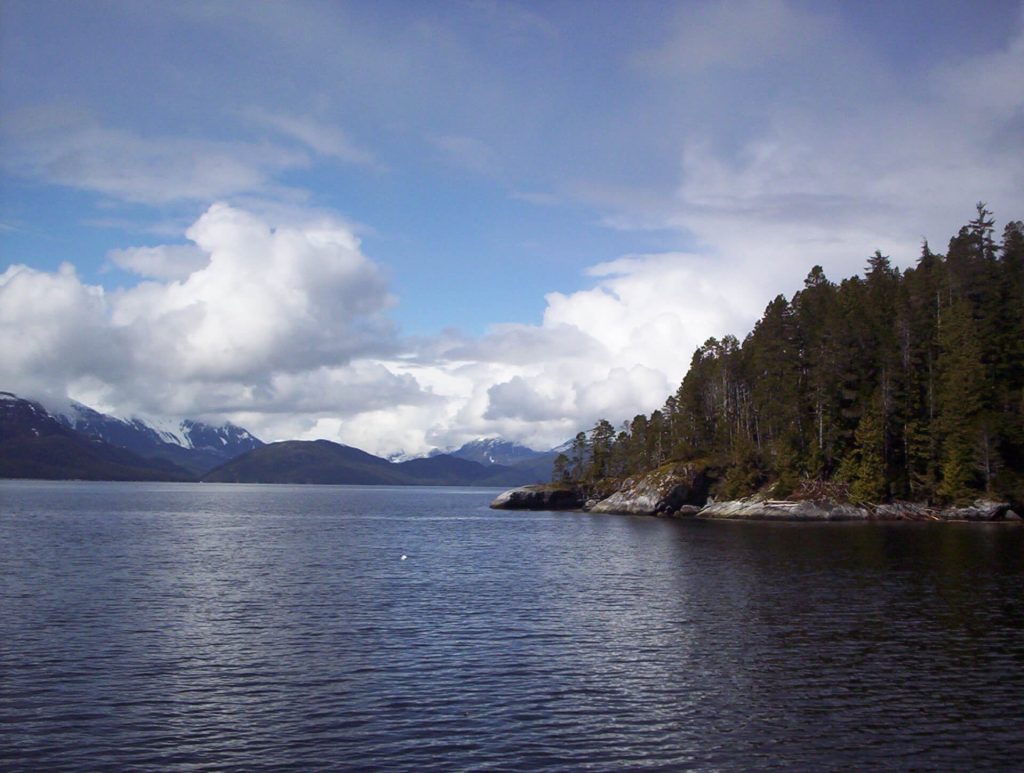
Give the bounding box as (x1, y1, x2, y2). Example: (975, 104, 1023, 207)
(386, 450, 423, 463)
(179, 419, 261, 454)
(551, 438, 576, 455)
(48, 400, 261, 456)
(448, 438, 544, 467)
(388, 438, 546, 466)
(15, 393, 263, 475)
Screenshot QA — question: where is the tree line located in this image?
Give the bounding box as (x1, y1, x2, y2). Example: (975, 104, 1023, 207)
(554, 205, 1024, 505)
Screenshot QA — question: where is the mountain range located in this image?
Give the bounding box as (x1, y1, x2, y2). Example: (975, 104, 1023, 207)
(54, 399, 263, 475)
(0, 391, 556, 486)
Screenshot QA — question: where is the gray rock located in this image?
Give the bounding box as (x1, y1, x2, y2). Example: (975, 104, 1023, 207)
(697, 497, 870, 521)
(938, 499, 1013, 521)
(872, 502, 943, 521)
(667, 504, 703, 518)
(490, 485, 584, 511)
(589, 463, 708, 516)
(698, 497, 1018, 522)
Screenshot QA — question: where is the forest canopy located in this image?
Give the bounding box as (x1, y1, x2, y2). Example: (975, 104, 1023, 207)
(555, 205, 1024, 506)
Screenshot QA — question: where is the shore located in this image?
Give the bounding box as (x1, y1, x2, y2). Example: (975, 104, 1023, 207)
(490, 477, 1022, 523)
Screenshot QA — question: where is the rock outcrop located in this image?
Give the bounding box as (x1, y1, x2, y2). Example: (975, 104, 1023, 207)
(698, 497, 870, 521)
(589, 463, 708, 516)
(872, 499, 1019, 521)
(490, 485, 584, 511)
(696, 497, 1018, 522)
(489, 475, 1020, 523)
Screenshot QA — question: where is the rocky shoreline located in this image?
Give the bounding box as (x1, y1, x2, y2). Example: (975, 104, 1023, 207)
(491, 465, 1021, 523)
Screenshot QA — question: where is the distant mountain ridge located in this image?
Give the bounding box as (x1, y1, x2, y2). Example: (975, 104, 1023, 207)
(204, 439, 552, 487)
(51, 398, 263, 476)
(447, 438, 546, 467)
(1, 392, 556, 487)
(1, 391, 262, 479)
(0, 392, 194, 481)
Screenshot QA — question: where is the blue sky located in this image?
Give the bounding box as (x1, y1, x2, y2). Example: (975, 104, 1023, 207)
(3, 0, 1024, 455)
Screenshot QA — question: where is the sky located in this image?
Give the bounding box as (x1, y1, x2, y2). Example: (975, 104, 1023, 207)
(2, 0, 1024, 457)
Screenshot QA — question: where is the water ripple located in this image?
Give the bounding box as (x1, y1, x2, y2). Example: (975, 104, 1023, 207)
(2, 481, 1023, 770)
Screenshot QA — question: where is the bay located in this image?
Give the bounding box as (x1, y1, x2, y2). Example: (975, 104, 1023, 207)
(1, 480, 1022, 770)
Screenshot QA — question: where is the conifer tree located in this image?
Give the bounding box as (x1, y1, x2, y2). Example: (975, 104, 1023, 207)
(936, 300, 985, 502)
(554, 206, 1022, 505)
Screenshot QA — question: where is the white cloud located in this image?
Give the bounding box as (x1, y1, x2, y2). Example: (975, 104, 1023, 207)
(0, 263, 126, 395)
(1, 106, 308, 205)
(365, 250, 743, 453)
(595, 0, 1024, 331)
(106, 203, 396, 381)
(246, 109, 378, 167)
(0, 204, 418, 438)
(1, 210, 736, 455)
(485, 375, 564, 422)
(107, 244, 209, 280)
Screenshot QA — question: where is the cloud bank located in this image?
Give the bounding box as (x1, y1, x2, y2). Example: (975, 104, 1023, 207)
(2, 203, 741, 455)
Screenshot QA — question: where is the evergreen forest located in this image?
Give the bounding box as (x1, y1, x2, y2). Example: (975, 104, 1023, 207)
(554, 205, 1024, 505)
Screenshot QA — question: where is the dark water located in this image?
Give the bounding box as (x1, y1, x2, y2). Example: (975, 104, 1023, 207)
(2, 481, 1023, 771)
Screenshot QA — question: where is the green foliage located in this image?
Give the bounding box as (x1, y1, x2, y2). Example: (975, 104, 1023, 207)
(839, 400, 887, 504)
(551, 452, 570, 483)
(554, 206, 1024, 506)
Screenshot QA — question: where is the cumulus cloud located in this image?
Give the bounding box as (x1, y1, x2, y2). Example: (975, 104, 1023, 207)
(0, 204, 422, 442)
(373, 251, 740, 453)
(2, 200, 735, 455)
(0, 263, 126, 394)
(485, 376, 563, 421)
(108, 203, 395, 381)
(108, 244, 210, 280)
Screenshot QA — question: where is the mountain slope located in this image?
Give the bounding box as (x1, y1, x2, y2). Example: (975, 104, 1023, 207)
(203, 440, 409, 485)
(448, 438, 545, 467)
(479, 452, 558, 486)
(0, 393, 194, 481)
(397, 454, 511, 485)
(52, 399, 263, 475)
(203, 439, 548, 486)
(2, 391, 555, 486)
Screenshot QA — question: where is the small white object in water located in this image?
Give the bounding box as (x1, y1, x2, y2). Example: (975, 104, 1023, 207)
(401, 554, 407, 560)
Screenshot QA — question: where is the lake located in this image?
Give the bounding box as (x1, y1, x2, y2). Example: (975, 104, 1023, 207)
(2, 480, 1022, 770)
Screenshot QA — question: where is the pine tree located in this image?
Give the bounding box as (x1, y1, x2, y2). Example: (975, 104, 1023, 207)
(841, 397, 888, 504)
(552, 453, 570, 483)
(570, 432, 589, 483)
(936, 300, 985, 503)
(588, 419, 616, 480)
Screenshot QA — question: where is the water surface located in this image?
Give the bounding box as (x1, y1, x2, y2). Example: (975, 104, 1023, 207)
(2, 481, 1022, 770)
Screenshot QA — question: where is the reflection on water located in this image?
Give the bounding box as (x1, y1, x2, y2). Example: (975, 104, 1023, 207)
(1, 481, 1022, 770)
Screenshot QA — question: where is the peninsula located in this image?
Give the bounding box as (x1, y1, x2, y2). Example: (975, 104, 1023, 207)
(498, 207, 1024, 522)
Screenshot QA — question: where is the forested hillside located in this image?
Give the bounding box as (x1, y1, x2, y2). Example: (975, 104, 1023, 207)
(557, 206, 1024, 505)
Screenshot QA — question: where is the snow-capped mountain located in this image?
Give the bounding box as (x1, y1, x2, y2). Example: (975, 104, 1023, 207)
(448, 438, 545, 467)
(0, 391, 194, 481)
(1, 391, 67, 440)
(178, 419, 261, 453)
(55, 400, 260, 454)
(43, 397, 263, 475)
(551, 437, 576, 455)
